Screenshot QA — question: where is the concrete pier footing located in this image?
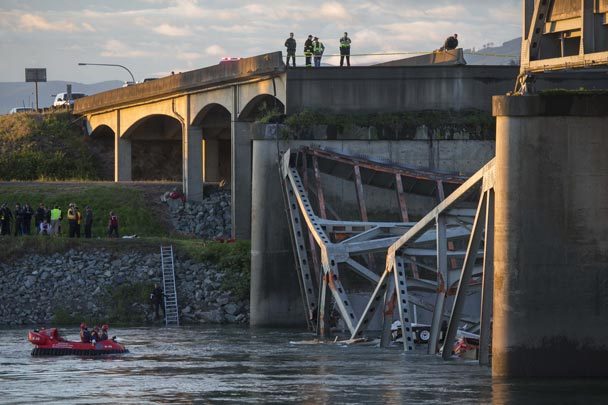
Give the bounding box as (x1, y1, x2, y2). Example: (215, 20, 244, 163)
(493, 94, 608, 377)
(249, 141, 306, 327)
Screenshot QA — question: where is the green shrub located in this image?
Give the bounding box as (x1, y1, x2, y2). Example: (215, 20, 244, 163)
(176, 240, 251, 300)
(0, 112, 101, 180)
(106, 282, 154, 324)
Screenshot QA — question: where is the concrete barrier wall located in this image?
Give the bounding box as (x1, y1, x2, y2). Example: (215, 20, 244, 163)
(285, 66, 608, 114)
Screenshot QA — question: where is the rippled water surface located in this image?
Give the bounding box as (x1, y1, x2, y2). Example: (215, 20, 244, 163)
(1, 326, 608, 404)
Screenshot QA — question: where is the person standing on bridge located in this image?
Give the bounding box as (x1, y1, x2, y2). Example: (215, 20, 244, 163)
(339, 32, 351, 67)
(440, 33, 458, 51)
(313, 37, 325, 67)
(304, 35, 314, 67)
(285, 32, 297, 67)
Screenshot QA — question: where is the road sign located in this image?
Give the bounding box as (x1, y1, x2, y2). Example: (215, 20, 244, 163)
(25, 68, 47, 83)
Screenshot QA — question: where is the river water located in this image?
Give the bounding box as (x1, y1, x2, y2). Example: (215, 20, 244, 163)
(1, 326, 607, 404)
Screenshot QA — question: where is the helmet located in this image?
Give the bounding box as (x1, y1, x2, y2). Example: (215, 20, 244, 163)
(102, 324, 109, 331)
(390, 320, 402, 331)
(80, 322, 87, 329)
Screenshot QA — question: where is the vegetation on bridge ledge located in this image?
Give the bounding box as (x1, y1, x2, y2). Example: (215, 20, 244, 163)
(257, 108, 495, 140)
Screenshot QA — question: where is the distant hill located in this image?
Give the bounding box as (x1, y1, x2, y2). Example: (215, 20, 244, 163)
(464, 38, 521, 65)
(0, 80, 122, 114)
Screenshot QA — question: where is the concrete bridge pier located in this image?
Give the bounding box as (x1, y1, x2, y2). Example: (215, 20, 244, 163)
(250, 140, 306, 327)
(183, 125, 203, 201)
(493, 94, 608, 377)
(232, 121, 253, 240)
(114, 112, 131, 181)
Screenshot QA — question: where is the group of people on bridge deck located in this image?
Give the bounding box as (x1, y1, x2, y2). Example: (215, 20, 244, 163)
(284, 32, 352, 68)
(285, 32, 459, 68)
(0, 201, 119, 238)
(79, 323, 109, 343)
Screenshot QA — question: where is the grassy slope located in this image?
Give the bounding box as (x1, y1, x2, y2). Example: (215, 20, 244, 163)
(0, 111, 100, 180)
(0, 183, 165, 238)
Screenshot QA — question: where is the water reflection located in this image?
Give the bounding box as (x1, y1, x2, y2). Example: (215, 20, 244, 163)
(1, 326, 607, 404)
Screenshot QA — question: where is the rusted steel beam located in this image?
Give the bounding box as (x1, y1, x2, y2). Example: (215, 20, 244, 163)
(395, 173, 410, 222)
(353, 165, 368, 222)
(312, 156, 327, 219)
(300, 153, 323, 286)
(301, 146, 467, 184)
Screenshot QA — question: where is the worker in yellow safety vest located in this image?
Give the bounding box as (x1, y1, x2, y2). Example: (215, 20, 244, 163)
(339, 32, 351, 67)
(67, 203, 77, 238)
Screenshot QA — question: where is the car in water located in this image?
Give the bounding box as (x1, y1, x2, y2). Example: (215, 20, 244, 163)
(53, 92, 86, 107)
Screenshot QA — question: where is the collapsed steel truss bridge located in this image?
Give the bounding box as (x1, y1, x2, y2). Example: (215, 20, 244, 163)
(280, 147, 495, 363)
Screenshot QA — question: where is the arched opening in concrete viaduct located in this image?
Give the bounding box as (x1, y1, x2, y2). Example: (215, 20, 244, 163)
(122, 114, 182, 181)
(88, 124, 115, 180)
(239, 94, 285, 122)
(192, 104, 231, 186)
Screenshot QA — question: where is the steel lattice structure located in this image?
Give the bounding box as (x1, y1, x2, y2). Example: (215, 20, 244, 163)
(280, 147, 495, 363)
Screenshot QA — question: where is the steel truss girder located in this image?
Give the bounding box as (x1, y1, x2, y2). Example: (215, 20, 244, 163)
(280, 147, 495, 362)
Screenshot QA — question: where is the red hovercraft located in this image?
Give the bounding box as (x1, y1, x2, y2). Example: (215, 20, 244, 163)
(28, 327, 128, 356)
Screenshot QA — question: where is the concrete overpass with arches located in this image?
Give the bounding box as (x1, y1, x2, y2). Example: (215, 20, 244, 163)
(74, 52, 287, 239)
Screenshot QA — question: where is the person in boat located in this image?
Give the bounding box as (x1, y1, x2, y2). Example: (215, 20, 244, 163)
(80, 323, 91, 343)
(99, 324, 109, 341)
(90, 325, 100, 342)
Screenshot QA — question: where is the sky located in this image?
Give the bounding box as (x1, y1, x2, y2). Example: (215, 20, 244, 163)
(0, 0, 521, 84)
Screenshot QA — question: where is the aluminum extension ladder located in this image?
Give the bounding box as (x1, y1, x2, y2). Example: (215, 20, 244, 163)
(160, 245, 180, 326)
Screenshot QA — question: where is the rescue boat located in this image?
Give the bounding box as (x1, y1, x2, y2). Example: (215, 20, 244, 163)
(28, 328, 128, 356)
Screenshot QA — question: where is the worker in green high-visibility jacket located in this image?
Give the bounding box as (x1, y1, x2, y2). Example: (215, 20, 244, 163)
(50, 205, 62, 236)
(313, 37, 325, 67)
(340, 32, 351, 67)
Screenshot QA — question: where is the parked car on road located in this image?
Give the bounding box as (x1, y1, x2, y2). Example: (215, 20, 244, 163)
(52, 92, 86, 107)
(8, 107, 35, 114)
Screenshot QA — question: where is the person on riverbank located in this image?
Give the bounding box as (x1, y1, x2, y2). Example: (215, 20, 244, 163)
(107, 211, 119, 238)
(34, 203, 46, 231)
(50, 205, 62, 236)
(39, 219, 51, 235)
(67, 203, 77, 238)
(0, 203, 12, 235)
(84, 206, 93, 238)
(75, 205, 82, 238)
(150, 283, 164, 320)
(14, 203, 24, 236)
(22, 203, 33, 235)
